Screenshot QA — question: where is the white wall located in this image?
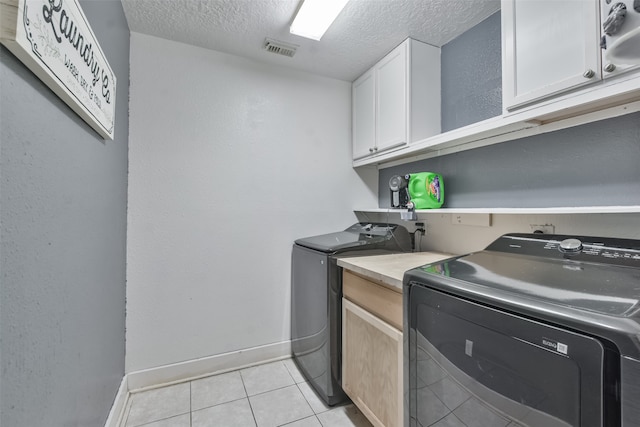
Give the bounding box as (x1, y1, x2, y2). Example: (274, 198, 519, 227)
(127, 33, 378, 373)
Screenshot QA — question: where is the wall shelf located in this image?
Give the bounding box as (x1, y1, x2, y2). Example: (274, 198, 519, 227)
(356, 206, 640, 215)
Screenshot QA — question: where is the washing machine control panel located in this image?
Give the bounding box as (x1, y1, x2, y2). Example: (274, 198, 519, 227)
(345, 223, 399, 235)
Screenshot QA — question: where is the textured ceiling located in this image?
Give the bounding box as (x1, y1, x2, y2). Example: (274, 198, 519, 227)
(121, 0, 501, 82)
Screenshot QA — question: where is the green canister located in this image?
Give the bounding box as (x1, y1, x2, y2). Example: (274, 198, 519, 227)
(405, 172, 444, 209)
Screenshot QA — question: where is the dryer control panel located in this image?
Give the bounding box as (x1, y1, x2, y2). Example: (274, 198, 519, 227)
(486, 233, 640, 267)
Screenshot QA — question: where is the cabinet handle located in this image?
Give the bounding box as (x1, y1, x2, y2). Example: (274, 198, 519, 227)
(369, 148, 374, 153)
(604, 63, 616, 73)
(583, 69, 596, 79)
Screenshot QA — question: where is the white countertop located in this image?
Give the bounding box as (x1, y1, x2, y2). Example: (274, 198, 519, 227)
(337, 252, 453, 291)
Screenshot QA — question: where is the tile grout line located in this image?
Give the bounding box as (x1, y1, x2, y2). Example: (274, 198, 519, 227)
(187, 382, 301, 414)
(278, 415, 323, 427)
(283, 359, 297, 381)
(240, 361, 300, 399)
(294, 381, 319, 412)
(293, 382, 325, 427)
(280, 361, 319, 426)
(247, 360, 317, 427)
(131, 413, 192, 427)
(126, 384, 192, 427)
(286, 360, 351, 426)
(286, 361, 344, 419)
(283, 360, 316, 411)
(239, 368, 260, 427)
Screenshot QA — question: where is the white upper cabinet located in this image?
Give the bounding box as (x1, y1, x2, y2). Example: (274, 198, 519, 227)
(352, 39, 440, 160)
(353, 70, 376, 159)
(502, 0, 603, 111)
(376, 45, 408, 152)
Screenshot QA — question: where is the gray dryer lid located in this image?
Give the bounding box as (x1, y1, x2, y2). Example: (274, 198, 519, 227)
(410, 233, 640, 317)
(440, 249, 640, 317)
(404, 233, 640, 358)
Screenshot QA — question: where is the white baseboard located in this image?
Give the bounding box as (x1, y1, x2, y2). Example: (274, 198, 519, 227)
(104, 376, 129, 427)
(127, 340, 292, 392)
(103, 341, 292, 426)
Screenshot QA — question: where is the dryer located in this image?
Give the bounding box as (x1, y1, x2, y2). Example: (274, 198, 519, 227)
(404, 233, 640, 427)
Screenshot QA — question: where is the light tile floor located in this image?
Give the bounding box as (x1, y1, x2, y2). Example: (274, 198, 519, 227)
(122, 359, 373, 427)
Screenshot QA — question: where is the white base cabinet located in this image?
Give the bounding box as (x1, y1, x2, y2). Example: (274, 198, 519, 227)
(352, 38, 440, 160)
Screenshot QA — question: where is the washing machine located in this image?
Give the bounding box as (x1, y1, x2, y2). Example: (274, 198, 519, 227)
(292, 222, 411, 405)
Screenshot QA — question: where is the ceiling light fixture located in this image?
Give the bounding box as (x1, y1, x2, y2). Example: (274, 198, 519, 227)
(290, 0, 350, 41)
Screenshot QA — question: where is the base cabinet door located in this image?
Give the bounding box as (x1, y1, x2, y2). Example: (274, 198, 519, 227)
(342, 298, 403, 427)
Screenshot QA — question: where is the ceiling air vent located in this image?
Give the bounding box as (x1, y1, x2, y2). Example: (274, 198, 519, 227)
(264, 38, 298, 58)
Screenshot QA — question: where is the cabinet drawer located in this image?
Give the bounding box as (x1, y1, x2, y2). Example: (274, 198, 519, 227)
(343, 270, 402, 331)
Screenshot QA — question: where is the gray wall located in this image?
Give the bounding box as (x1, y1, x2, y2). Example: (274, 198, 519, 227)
(441, 11, 502, 132)
(380, 111, 640, 208)
(0, 1, 129, 426)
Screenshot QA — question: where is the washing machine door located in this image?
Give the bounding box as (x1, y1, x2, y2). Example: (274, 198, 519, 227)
(407, 285, 613, 427)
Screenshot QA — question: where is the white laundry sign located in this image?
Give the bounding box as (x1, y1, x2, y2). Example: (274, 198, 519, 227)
(1, 0, 116, 139)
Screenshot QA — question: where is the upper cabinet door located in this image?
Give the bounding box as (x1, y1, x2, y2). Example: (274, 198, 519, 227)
(376, 42, 408, 152)
(353, 70, 376, 160)
(502, 0, 602, 111)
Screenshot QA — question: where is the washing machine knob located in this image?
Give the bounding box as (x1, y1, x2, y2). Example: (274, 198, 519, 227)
(560, 238, 583, 252)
